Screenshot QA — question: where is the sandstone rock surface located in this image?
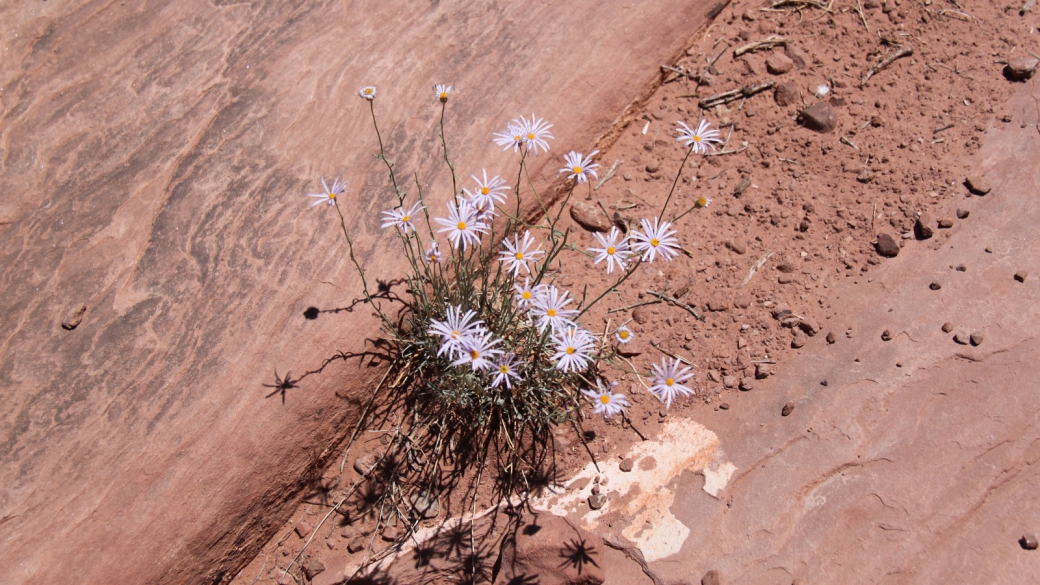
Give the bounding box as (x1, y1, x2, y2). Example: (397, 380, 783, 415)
(0, 1, 722, 583)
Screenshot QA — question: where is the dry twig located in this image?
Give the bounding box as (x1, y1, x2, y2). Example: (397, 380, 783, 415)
(738, 251, 774, 289)
(733, 35, 790, 57)
(594, 160, 622, 191)
(699, 81, 776, 109)
(861, 46, 914, 86)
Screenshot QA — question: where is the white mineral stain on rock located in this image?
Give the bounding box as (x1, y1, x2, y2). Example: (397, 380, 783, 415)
(534, 418, 736, 562)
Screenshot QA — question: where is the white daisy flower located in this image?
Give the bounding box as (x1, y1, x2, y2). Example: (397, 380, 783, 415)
(519, 114, 554, 155)
(434, 84, 456, 103)
(676, 120, 723, 155)
(552, 327, 596, 373)
(631, 217, 681, 263)
(452, 330, 504, 372)
(813, 84, 830, 98)
(695, 195, 712, 208)
(428, 305, 485, 358)
(471, 170, 510, 206)
(380, 200, 424, 233)
(582, 380, 630, 418)
(514, 277, 545, 311)
(559, 150, 600, 184)
(491, 353, 521, 389)
(493, 121, 525, 152)
(462, 188, 497, 221)
(434, 199, 487, 250)
(648, 357, 695, 409)
(306, 176, 347, 207)
(357, 86, 377, 100)
(498, 231, 544, 277)
(588, 226, 632, 274)
(531, 285, 579, 333)
(615, 325, 633, 344)
(425, 241, 442, 264)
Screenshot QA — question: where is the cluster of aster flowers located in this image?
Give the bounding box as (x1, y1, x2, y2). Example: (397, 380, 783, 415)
(312, 84, 726, 428)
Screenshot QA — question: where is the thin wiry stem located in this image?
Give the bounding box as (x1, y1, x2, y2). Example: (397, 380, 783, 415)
(439, 102, 458, 197)
(659, 146, 694, 219)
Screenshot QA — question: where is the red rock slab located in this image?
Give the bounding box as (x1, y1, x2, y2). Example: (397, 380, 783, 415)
(0, 1, 725, 584)
(645, 77, 1040, 583)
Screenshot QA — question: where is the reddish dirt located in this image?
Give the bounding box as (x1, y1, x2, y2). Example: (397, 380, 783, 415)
(230, 0, 1040, 583)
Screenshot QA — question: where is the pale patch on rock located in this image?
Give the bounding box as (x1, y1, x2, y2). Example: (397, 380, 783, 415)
(533, 419, 736, 562)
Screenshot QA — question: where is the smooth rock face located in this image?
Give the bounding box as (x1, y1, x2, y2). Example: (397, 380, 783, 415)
(0, 1, 721, 584)
(495, 513, 606, 585)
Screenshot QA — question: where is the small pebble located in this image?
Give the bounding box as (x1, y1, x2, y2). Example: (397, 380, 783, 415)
(970, 332, 984, 346)
(896, 362, 903, 367)
(619, 457, 634, 472)
(938, 217, 954, 229)
(821, 379, 829, 387)
(881, 329, 893, 341)
(1015, 271, 1028, 283)
(956, 209, 970, 219)
(956, 264, 966, 272)
(588, 493, 607, 510)
(781, 401, 795, 416)
(954, 331, 970, 345)
(382, 526, 399, 541)
(985, 246, 993, 253)
(719, 403, 730, 410)
(739, 377, 755, 391)
(929, 281, 942, 291)
(942, 322, 954, 333)
(826, 331, 836, 344)
(875, 233, 900, 258)
(1020, 534, 1039, 550)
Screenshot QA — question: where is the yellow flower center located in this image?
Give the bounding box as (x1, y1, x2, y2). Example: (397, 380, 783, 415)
(430, 254, 438, 262)
(470, 350, 480, 359)
(619, 330, 629, 339)
(500, 365, 509, 374)
(693, 135, 701, 142)
(698, 197, 707, 206)
(607, 246, 616, 255)
(566, 347, 575, 354)
(573, 166, 583, 174)
(440, 92, 448, 99)
(402, 215, 410, 222)
(666, 378, 674, 386)
(365, 88, 373, 94)
(527, 133, 535, 139)
(651, 238, 660, 247)
(522, 291, 532, 300)
(515, 252, 524, 260)
(547, 308, 556, 317)
(328, 193, 336, 200)
(457, 221, 467, 230)
(451, 330, 460, 339)
(481, 187, 490, 195)
(600, 395, 611, 404)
